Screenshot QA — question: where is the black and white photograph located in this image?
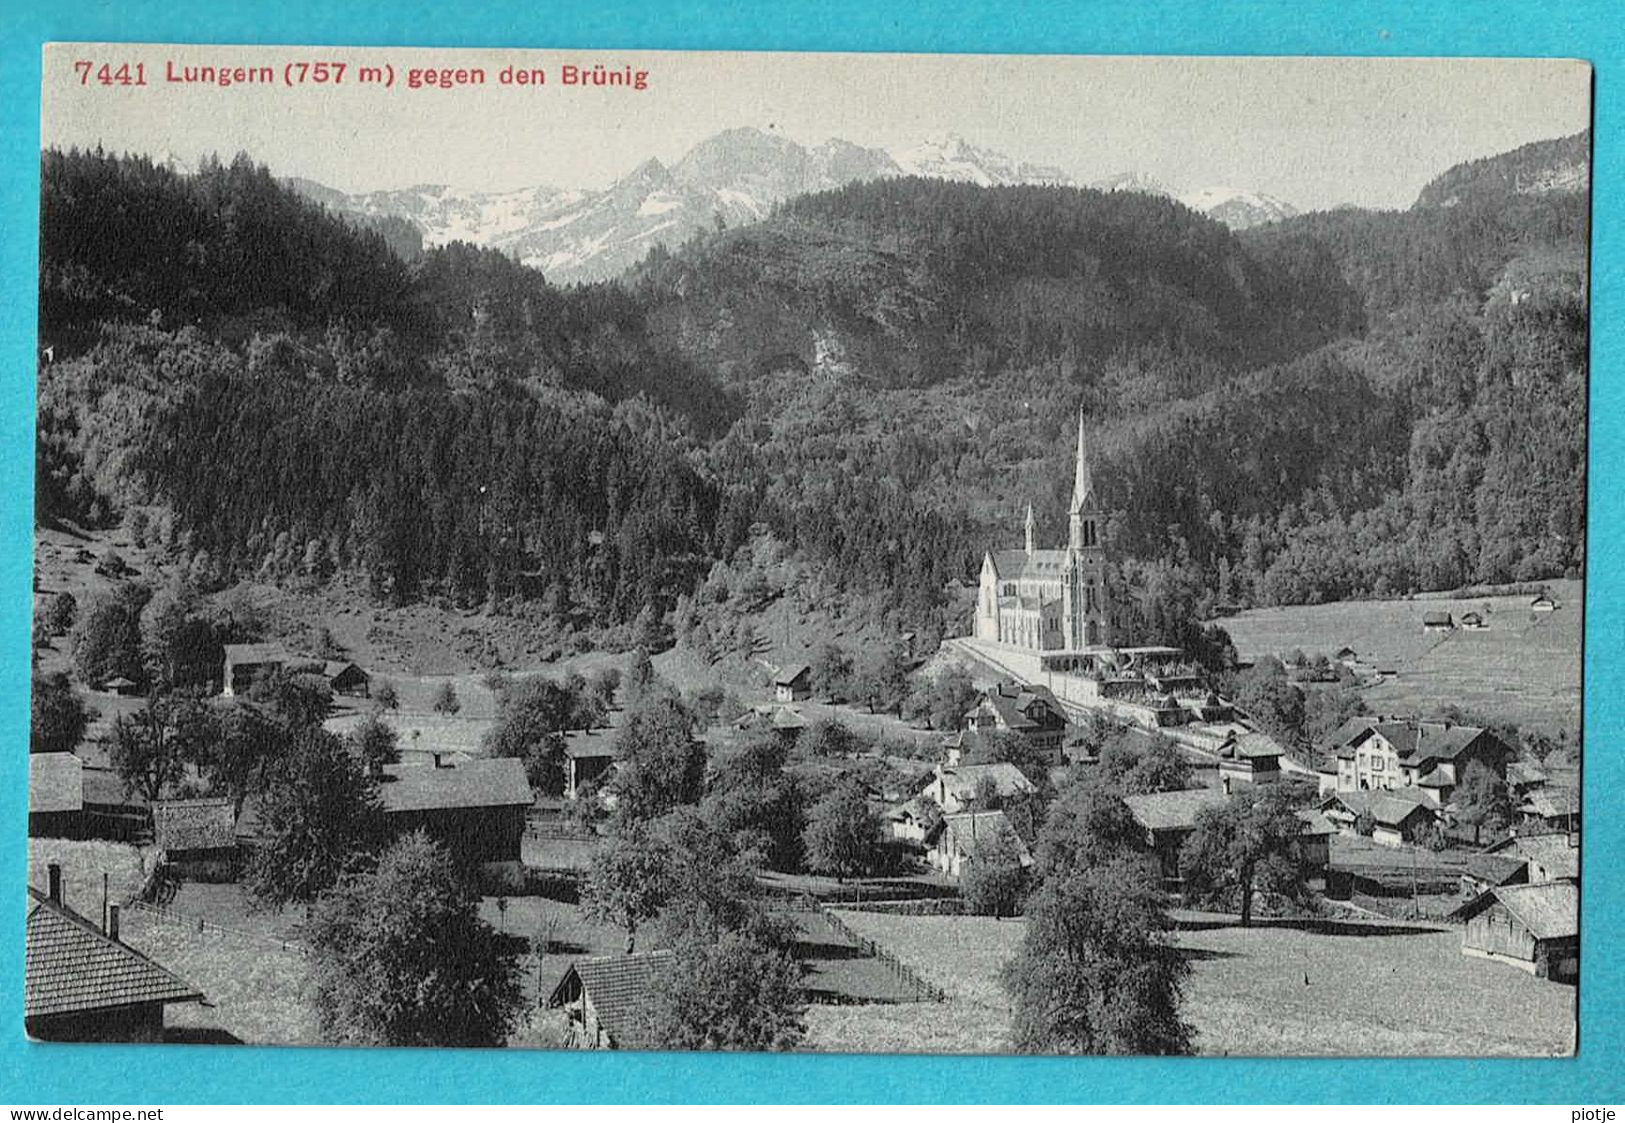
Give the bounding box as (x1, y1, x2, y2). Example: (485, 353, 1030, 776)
(26, 45, 1587, 1056)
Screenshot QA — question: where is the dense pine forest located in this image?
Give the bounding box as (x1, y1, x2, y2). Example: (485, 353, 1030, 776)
(36, 135, 1589, 646)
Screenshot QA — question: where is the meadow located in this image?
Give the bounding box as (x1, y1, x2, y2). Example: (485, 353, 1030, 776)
(1217, 580, 1583, 737)
(810, 910, 1576, 1056)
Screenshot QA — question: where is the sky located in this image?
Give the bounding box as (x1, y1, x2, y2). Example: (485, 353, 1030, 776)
(41, 46, 1591, 211)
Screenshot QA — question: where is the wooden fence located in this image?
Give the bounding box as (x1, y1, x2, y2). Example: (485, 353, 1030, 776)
(818, 907, 949, 1003)
(124, 900, 311, 956)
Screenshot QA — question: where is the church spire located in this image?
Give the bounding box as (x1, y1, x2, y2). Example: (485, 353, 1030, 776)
(1024, 501, 1037, 554)
(1071, 408, 1094, 511)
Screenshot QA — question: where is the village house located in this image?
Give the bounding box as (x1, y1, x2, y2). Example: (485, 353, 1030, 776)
(1319, 789, 1437, 846)
(548, 950, 674, 1049)
(1530, 593, 1558, 613)
(1214, 730, 1282, 786)
(1519, 787, 1579, 834)
(1454, 880, 1577, 983)
(323, 659, 370, 698)
(1328, 718, 1513, 805)
(884, 795, 941, 844)
(152, 798, 240, 882)
(1458, 851, 1530, 898)
(1422, 611, 1454, 633)
(563, 740, 616, 801)
(1121, 788, 1335, 893)
(26, 865, 203, 1042)
(961, 683, 1070, 760)
(220, 642, 292, 696)
(921, 761, 1036, 815)
(773, 663, 812, 703)
(28, 752, 84, 838)
(375, 755, 534, 873)
(925, 810, 1033, 878)
(1460, 611, 1488, 630)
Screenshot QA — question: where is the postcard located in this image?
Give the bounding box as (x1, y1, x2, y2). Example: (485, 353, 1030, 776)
(26, 44, 1588, 1056)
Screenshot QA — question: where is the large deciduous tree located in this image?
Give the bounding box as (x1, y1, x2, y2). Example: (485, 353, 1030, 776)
(310, 831, 523, 1047)
(31, 671, 90, 755)
(1179, 783, 1312, 926)
(801, 779, 881, 881)
(645, 929, 806, 1052)
(609, 690, 706, 820)
(579, 827, 675, 952)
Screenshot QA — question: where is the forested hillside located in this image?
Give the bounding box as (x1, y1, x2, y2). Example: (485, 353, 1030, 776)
(36, 133, 1589, 648)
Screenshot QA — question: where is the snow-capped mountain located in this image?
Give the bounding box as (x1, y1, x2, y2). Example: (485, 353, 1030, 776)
(893, 133, 1073, 187)
(288, 129, 1297, 282)
(1091, 171, 1299, 230)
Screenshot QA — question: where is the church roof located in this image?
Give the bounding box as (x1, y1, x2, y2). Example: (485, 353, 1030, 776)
(988, 548, 1070, 580)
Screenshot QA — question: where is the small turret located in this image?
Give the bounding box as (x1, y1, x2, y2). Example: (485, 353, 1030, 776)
(1024, 502, 1037, 555)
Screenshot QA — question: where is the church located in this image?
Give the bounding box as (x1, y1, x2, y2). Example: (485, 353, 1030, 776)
(974, 412, 1110, 652)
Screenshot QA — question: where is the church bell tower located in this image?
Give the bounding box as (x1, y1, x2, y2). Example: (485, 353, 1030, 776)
(1066, 410, 1109, 648)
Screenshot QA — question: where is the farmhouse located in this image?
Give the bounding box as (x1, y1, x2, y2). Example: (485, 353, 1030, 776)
(1422, 612, 1454, 633)
(28, 752, 84, 838)
(1459, 851, 1530, 898)
(773, 664, 812, 703)
(1319, 789, 1436, 846)
(323, 660, 370, 698)
(1215, 730, 1282, 785)
(962, 683, 1069, 759)
(884, 795, 941, 844)
(376, 756, 534, 870)
(221, 642, 292, 696)
(152, 798, 240, 882)
(1530, 593, 1558, 613)
(26, 865, 203, 1042)
(926, 810, 1033, 878)
(1460, 611, 1488, 630)
(1455, 880, 1577, 983)
(921, 762, 1036, 814)
(1121, 788, 1333, 891)
(548, 950, 675, 1049)
(1329, 718, 1512, 804)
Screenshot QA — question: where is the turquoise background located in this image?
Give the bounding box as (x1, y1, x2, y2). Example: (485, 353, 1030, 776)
(0, 0, 1616, 1104)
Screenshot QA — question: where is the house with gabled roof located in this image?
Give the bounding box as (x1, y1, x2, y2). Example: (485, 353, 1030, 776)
(962, 683, 1069, 759)
(376, 756, 534, 870)
(1519, 787, 1579, 834)
(925, 810, 1033, 878)
(1319, 789, 1437, 846)
(26, 864, 203, 1041)
(1123, 788, 1334, 891)
(221, 642, 292, 696)
(921, 761, 1036, 814)
(773, 663, 812, 703)
(1454, 880, 1577, 983)
(1486, 832, 1579, 884)
(1215, 730, 1282, 786)
(1329, 718, 1512, 805)
(323, 660, 370, 698)
(548, 950, 675, 1049)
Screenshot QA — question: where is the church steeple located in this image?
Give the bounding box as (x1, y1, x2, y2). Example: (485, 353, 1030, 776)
(1070, 408, 1094, 513)
(1024, 502, 1037, 554)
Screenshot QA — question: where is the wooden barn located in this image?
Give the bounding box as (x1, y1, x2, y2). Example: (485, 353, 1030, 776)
(1455, 880, 1577, 983)
(377, 755, 534, 871)
(773, 664, 812, 703)
(323, 660, 371, 698)
(548, 950, 675, 1049)
(26, 865, 203, 1041)
(152, 798, 241, 882)
(1422, 611, 1454, 633)
(1215, 730, 1282, 786)
(221, 642, 291, 696)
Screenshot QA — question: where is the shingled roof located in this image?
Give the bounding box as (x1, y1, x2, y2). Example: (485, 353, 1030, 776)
(1458, 881, 1578, 941)
(547, 950, 675, 1050)
(1322, 789, 1435, 828)
(377, 758, 534, 815)
(29, 753, 84, 815)
(152, 798, 237, 852)
(25, 889, 202, 1020)
(989, 548, 1070, 581)
(927, 762, 1036, 804)
(1122, 788, 1227, 833)
(935, 811, 1034, 865)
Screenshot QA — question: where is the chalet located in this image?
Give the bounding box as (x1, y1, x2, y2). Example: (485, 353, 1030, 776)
(1330, 719, 1513, 804)
(1121, 788, 1334, 891)
(152, 798, 240, 882)
(1455, 881, 1577, 983)
(549, 950, 675, 1049)
(921, 762, 1036, 815)
(323, 660, 370, 698)
(1519, 788, 1579, 834)
(376, 756, 534, 871)
(1530, 593, 1558, 613)
(221, 642, 292, 696)
(1460, 611, 1488, 630)
(1486, 832, 1579, 884)
(1422, 612, 1454, 633)
(926, 810, 1033, 878)
(1215, 730, 1282, 786)
(28, 752, 84, 838)
(773, 664, 812, 703)
(962, 683, 1069, 759)
(563, 740, 616, 801)
(1319, 789, 1436, 846)
(26, 865, 203, 1041)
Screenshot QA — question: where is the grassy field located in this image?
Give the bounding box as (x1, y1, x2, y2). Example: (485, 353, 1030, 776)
(813, 910, 1576, 1056)
(1217, 580, 1582, 737)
